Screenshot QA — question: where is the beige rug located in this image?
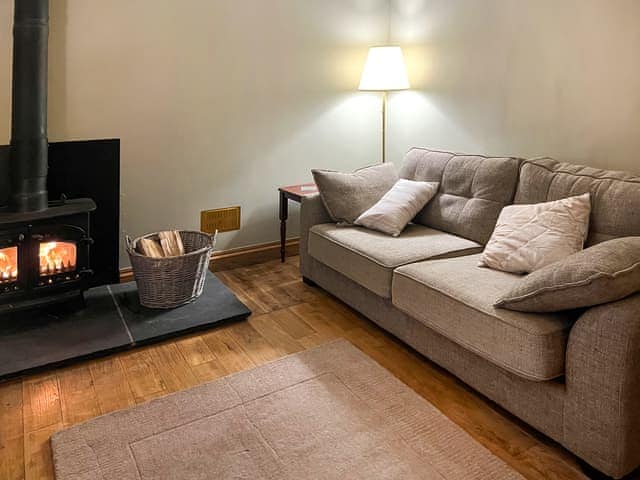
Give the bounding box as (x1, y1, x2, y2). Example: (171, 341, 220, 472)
(52, 339, 523, 479)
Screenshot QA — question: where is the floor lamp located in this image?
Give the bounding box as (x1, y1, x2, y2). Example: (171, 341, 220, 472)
(358, 46, 410, 163)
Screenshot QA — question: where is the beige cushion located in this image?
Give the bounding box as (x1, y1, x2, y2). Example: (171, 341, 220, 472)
(496, 237, 640, 312)
(308, 223, 482, 298)
(355, 179, 439, 237)
(392, 254, 577, 381)
(479, 193, 591, 274)
(515, 158, 640, 245)
(312, 163, 397, 224)
(399, 148, 522, 244)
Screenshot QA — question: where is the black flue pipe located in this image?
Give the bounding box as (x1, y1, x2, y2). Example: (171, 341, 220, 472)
(9, 0, 49, 212)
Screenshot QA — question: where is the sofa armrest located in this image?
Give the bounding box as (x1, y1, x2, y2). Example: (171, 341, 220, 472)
(299, 194, 332, 278)
(564, 293, 640, 478)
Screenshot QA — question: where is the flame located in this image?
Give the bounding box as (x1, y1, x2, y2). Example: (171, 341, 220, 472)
(0, 243, 77, 282)
(39, 241, 77, 276)
(0, 247, 19, 282)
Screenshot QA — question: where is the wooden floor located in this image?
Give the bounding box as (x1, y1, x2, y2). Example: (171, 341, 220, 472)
(0, 256, 597, 479)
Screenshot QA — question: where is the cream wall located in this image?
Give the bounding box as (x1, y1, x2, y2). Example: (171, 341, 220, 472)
(2, 0, 639, 268)
(387, 0, 640, 173)
(0, 0, 388, 265)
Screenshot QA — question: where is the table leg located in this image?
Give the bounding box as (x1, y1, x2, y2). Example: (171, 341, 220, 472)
(279, 191, 288, 262)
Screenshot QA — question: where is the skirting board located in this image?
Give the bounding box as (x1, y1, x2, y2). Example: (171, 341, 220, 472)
(120, 238, 300, 282)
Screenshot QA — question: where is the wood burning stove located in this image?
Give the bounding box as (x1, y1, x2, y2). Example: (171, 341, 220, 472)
(0, 199, 96, 313)
(0, 0, 98, 312)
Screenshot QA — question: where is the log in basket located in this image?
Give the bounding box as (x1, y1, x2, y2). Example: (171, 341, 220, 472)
(126, 230, 216, 309)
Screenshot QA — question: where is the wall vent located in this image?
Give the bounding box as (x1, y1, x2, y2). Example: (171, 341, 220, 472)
(200, 206, 241, 233)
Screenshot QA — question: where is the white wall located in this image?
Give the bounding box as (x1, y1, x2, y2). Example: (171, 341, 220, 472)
(387, 0, 640, 173)
(0, 0, 389, 265)
(2, 0, 639, 268)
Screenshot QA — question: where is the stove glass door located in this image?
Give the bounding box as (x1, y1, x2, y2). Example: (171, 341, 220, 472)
(39, 241, 77, 277)
(0, 246, 19, 283)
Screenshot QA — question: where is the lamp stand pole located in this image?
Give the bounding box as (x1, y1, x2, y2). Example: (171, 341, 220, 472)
(381, 91, 387, 163)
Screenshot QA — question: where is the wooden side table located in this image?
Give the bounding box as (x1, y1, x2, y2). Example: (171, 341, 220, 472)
(278, 183, 318, 262)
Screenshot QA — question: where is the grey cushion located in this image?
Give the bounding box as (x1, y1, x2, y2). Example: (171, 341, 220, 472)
(392, 254, 578, 381)
(515, 158, 640, 245)
(308, 223, 482, 298)
(399, 148, 522, 244)
(312, 163, 397, 224)
(496, 237, 640, 312)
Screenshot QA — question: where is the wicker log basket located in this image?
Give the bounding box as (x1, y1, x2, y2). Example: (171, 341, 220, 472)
(126, 230, 217, 309)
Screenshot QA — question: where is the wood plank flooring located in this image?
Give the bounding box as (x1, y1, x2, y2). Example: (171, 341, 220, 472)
(0, 256, 600, 479)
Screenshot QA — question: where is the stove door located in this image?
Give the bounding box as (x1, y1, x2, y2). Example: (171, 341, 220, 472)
(0, 246, 19, 283)
(39, 241, 78, 278)
(30, 224, 91, 289)
(0, 229, 26, 296)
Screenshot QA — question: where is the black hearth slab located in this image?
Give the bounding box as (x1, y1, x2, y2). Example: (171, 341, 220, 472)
(0, 286, 130, 379)
(0, 271, 250, 380)
(110, 271, 251, 343)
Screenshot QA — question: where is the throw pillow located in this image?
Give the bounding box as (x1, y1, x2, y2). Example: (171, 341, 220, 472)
(478, 193, 591, 273)
(354, 179, 439, 236)
(496, 236, 640, 312)
(312, 163, 397, 224)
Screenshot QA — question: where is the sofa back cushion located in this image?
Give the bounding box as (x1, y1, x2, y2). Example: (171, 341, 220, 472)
(398, 148, 522, 244)
(515, 158, 640, 245)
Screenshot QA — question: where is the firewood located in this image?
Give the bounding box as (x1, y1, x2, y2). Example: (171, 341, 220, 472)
(137, 239, 150, 256)
(139, 238, 164, 258)
(159, 238, 173, 257)
(158, 232, 175, 257)
(172, 230, 185, 255)
(143, 239, 164, 258)
(158, 230, 184, 256)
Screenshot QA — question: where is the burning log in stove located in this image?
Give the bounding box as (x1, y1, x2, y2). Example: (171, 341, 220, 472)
(39, 241, 77, 276)
(0, 247, 19, 283)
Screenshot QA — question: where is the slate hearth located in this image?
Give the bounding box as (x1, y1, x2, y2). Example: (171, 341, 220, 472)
(0, 271, 250, 380)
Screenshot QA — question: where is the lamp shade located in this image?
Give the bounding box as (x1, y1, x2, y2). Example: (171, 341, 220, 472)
(358, 46, 410, 91)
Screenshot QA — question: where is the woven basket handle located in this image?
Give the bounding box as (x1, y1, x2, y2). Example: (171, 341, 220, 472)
(125, 235, 135, 254)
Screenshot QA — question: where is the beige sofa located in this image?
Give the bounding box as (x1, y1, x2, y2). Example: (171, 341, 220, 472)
(300, 148, 640, 478)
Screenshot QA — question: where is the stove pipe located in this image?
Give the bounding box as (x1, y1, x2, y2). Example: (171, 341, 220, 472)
(9, 0, 49, 212)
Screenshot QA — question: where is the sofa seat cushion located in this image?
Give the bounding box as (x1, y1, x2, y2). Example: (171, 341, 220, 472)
(308, 223, 482, 298)
(392, 254, 578, 381)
